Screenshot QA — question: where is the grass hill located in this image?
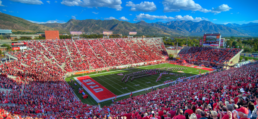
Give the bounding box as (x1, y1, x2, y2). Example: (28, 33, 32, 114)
(1, 13, 256, 36)
(0, 13, 66, 33)
(43, 19, 180, 36)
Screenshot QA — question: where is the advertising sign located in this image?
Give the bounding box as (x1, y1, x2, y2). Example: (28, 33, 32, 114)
(129, 32, 137, 35)
(103, 31, 113, 35)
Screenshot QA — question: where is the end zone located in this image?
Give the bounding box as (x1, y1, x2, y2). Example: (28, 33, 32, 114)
(75, 76, 116, 103)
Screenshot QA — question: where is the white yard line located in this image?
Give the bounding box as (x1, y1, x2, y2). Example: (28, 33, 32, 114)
(129, 77, 153, 87)
(95, 77, 125, 94)
(101, 76, 138, 91)
(88, 70, 124, 76)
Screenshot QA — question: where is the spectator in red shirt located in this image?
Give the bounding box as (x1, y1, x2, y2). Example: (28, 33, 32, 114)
(169, 108, 176, 118)
(173, 109, 186, 119)
(185, 106, 194, 115)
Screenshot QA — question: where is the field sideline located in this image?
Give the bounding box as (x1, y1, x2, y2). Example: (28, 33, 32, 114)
(65, 63, 210, 106)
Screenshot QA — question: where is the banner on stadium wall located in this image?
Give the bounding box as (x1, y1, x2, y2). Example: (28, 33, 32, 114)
(74, 70, 96, 75)
(12, 46, 27, 50)
(12, 42, 26, 46)
(70, 31, 82, 35)
(103, 31, 113, 35)
(12, 47, 20, 50)
(129, 32, 137, 35)
(20, 46, 27, 50)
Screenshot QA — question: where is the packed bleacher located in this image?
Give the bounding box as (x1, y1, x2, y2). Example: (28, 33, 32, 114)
(0, 38, 166, 82)
(178, 47, 242, 66)
(0, 61, 257, 118)
(1, 38, 257, 119)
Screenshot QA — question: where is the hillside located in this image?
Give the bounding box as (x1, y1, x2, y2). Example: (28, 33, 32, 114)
(1, 13, 257, 36)
(225, 22, 258, 36)
(43, 19, 180, 36)
(145, 21, 248, 36)
(0, 13, 59, 33)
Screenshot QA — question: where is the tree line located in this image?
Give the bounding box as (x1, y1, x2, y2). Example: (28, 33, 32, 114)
(163, 36, 258, 53)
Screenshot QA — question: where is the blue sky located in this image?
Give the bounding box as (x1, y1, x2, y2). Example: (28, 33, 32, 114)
(0, 0, 257, 25)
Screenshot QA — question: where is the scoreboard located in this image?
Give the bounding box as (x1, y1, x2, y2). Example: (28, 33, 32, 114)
(202, 33, 221, 47)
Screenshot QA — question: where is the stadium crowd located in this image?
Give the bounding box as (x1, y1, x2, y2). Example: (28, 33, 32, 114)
(0, 39, 165, 81)
(0, 61, 257, 118)
(0, 38, 254, 119)
(179, 47, 241, 66)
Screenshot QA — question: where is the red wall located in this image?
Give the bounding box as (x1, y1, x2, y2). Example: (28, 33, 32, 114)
(45, 31, 59, 40)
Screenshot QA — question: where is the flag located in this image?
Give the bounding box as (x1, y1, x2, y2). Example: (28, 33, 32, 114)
(130, 92, 133, 97)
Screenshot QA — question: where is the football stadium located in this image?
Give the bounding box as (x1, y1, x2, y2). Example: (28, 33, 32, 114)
(0, 36, 257, 119)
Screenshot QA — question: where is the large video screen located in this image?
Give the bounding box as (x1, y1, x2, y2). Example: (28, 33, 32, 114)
(206, 36, 218, 42)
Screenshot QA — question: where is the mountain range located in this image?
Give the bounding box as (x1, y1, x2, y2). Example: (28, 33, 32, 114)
(1, 13, 258, 36)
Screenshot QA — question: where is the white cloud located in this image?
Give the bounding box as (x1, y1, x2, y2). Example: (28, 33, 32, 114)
(199, 8, 211, 13)
(129, 14, 132, 15)
(162, 0, 231, 14)
(213, 19, 217, 21)
(3, 9, 6, 11)
(55, 1, 57, 3)
(72, 16, 76, 19)
(47, 1, 50, 4)
(163, 0, 202, 12)
(253, 20, 258, 23)
(134, 13, 207, 22)
(223, 22, 231, 25)
(134, 13, 174, 21)
(120, 16, 129, 21)
(105, 17, 116, 20)
(231, 13, 233, 14)
(126, 1, 156, 12)
(61, 0, 122, 11)
(92, 12, 98, 14)
(249, 20, 258, 23)
(29, 20, 65, 24)
(211, 4, 231, 14)
(0, 0, 4, 6)
(10, 0, 43, 5)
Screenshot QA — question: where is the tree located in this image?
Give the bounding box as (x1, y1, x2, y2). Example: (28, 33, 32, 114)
(244, 57, 248, 61)
(240, 56, 243, 61)
(1, 44, 11, 51)
(0, 35, 3, 39)
(244, 47, 252, 53)
(169, 54, 173, 59)
(232, 41, 237, 48)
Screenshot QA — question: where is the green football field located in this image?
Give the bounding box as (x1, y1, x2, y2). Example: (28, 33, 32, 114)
(65, 63, 210, 106)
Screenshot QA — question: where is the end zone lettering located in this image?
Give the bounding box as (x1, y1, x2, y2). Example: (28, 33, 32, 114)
(82, 79, 103, 93)
(77, 76, 116, 100)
